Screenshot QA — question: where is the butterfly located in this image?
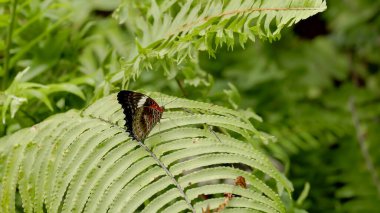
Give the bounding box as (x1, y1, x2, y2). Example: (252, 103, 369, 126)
(117, 90, 164, 142)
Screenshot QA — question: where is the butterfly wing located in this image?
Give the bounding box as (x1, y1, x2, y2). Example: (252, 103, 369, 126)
(117, 90, 146, 140)
(117, 90, 163, 141)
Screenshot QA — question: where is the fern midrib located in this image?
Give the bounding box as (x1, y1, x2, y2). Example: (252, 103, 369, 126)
(165, 6, 327, 38)
(85, 115, 196, 212)
(133, 140, 196, 212)
(121, 1, 326, 75)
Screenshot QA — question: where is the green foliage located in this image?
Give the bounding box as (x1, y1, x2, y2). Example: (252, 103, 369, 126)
(197, 0, 380, 212)
(114, 0, 326, 84)
(0, 0, 326, 211)
(0, 93, 291, 212)
(1, 67, 85, 124)
(0, 0, 127, 134)
(4, 0, 377, 213)
(0, 0, 325, 133)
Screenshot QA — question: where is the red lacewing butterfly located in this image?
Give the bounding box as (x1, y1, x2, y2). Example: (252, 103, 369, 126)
(117, 90, 164, 142)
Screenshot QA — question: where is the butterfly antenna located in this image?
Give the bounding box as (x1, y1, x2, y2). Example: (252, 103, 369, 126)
(160, 94, 180, 125)
(180, 107, 223, 143)
(159, 93, 223, 143)
(162, 96, 181, 108)
(207, 125, 223, 143)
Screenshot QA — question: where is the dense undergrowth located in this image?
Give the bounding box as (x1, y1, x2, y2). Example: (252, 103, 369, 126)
(1, 0, 379, 212)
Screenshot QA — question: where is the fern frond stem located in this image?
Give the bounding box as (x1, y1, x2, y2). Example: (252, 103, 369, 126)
(86, 115, 195, 212)
(1, 123, 6, 135)
(349, 97, 380, 197)
(2, 0, 18, 90)
(166, 6, 326, 37)
(175, 77, 187, 97)
(19, 109, 38, 123)
(135, 140, 196, 213)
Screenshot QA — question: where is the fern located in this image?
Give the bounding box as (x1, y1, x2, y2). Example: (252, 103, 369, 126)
(0, 92, 292, 212)
(0, 68, 87, 124)
(112, 0, 326, 83)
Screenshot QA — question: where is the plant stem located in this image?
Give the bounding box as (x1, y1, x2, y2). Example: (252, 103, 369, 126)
(2, 0, 18, 90)
(175, 77, 187, 97)
(135, 140, 196, 213)
(349, 97, 380, 197)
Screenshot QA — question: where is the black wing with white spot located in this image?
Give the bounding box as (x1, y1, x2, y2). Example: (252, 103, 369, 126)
(117, 90, 147, 140)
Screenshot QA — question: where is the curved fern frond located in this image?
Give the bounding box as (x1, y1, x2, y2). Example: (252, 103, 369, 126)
(112, 0, 326, 81)
(0, 67, 87, 124)
(0, 92, 292, 212)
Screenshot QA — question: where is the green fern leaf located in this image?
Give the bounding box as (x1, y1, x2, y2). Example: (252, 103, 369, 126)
(0, 92, 292, 212)
(112, 0, 327, 82)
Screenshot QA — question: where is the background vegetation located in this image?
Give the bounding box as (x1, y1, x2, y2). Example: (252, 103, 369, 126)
(1, 0, 379, 212)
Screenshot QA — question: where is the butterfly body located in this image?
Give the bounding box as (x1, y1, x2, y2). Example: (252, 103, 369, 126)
(117, 90, 164, 142)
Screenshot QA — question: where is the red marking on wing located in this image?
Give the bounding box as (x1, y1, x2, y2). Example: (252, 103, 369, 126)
(146, 113, 154, 124)
(150, 103, 164, 112)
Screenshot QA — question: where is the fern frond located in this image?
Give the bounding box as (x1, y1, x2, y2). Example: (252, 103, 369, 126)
(0, 67, 87, 124)
(112, 0, 326, 82)
(0, 92, 292, 212)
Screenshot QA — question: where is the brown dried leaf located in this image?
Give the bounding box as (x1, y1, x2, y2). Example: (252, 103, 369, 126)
(235, 176, 247, 188)
(202, 205, 211, 213)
